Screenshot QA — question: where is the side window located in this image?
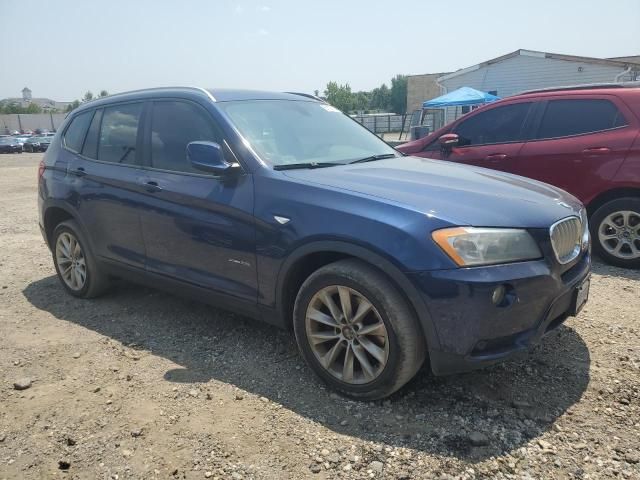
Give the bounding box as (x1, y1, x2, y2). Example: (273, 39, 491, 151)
(63, 111, 93, 152)
(150, 101, 221, 173)
(454, 102, 531, 146)
(536, 99, 628, 140)
(98, 103, 143, 165)
(81, 109, 103, 159)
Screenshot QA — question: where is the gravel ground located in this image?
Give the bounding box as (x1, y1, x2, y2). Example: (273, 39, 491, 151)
(1, 153, 639, 480)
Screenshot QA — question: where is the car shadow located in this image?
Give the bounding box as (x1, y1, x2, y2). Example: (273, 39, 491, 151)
(23, 275, 590, 462)
(591, 257, 640, 281)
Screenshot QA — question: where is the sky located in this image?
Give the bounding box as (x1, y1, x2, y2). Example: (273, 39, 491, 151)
(1, 0, 639, 101)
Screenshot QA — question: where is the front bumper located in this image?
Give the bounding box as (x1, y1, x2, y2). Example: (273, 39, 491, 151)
(409, 248, 591, 375)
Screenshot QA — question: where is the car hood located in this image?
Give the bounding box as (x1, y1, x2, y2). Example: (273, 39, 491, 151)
(282, 156, 583, 228)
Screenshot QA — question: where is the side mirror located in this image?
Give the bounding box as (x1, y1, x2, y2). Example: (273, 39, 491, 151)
(438, 133, 459, 149)
(187, 141, 241, 175)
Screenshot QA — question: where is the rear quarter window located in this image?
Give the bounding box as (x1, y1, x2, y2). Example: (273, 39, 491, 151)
(536, 99, 627, 139)
(63, 111, 93, 152)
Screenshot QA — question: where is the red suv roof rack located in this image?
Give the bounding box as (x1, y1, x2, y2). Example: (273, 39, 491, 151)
(517, 81, 640, 96)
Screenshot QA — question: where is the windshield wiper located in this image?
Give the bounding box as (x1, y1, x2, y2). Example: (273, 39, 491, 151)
(348, 153, 397, 164)
(273, 162, 339, 171)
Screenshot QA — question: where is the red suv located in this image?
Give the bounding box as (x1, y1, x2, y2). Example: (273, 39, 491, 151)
(398, 83, 640, 268)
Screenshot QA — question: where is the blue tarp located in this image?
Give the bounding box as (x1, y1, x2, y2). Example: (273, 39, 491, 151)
(422, 87, 500, 108)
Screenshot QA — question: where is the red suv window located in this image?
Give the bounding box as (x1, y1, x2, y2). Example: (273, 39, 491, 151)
(453, 102, 532, 146)
(536, 99, 627, 139)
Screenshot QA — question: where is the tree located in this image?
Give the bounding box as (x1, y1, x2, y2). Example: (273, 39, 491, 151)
(0, 102, 43, 114)
(25, 103, 42, 114)
(353, 91, 371, 112)
(65, 100, 81, 113)
(389, 74, 408, 114)
(82, 91, 94, 102)
(323, 82, 354, 113)
(99, 90, 109, 98)
(370, 84, 390, 111)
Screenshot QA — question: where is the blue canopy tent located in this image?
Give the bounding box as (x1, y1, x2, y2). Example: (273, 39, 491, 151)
(412, 87, 500, 137)
(422, 87, 500, 108)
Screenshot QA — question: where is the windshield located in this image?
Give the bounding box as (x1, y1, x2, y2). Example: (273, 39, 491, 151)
(217, 100, 398, 167)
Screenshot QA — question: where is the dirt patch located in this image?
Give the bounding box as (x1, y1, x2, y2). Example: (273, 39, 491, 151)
(1, 153, 639, 479)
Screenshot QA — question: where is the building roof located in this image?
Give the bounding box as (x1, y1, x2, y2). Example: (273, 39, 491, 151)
(437, 49, 640, 82)
(608, 55, 640, 63)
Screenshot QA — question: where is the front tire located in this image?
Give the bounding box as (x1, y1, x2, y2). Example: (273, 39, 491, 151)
(52, 220, 109, 298)
(293, 259, 426, 400)
(590, 197, 640, 268)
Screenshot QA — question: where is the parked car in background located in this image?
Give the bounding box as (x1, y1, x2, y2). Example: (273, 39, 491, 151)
(398, 83, 640, 268)
(23, 136, 52, 152)
(38, 87, 590, 399)
(0, 137, 23, 153)
(13, 136, 31, 149)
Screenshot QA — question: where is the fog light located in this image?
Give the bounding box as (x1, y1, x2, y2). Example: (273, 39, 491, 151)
(492, 285, 506, 305)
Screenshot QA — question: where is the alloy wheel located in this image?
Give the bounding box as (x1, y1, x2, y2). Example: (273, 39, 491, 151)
(305, 285, 389, 384)
(55, 232, 87, 290)
(598, 210, 640, 260)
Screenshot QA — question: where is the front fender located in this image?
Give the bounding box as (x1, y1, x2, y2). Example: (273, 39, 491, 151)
(272, 239, 441, 353)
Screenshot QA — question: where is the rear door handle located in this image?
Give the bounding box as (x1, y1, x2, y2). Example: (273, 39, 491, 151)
(582, 147, 611, 155)
(485, 154, 508, 162)
(142, 180, 163, 193)
(70, 167, 86, 177)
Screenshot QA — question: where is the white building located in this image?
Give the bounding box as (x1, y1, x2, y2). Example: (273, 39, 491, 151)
(0, 87, 72, 111)
(408, 50, 640, 126)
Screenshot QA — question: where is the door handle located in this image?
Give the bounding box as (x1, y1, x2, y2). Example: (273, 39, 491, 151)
(582, 147, 611, 156)
(70, 167, 86, 177)
(142, 180, 163, 193)
(485, 154, 507, 162)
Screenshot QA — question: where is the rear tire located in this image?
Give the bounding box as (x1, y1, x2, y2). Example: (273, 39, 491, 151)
(293, 259, 426, 400)
(590, 197, 640, 268)
(52, 220, 109, 298)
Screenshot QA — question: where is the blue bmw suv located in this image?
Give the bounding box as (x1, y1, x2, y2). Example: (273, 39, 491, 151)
(38, 87, 591, 399)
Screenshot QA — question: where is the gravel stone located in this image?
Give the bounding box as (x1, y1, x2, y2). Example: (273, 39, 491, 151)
(13, 378, 32, 390)
(468, 431, 490, 446)
(624, 452, 640, 464)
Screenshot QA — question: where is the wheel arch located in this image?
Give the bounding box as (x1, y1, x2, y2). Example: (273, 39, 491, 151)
(42, 201, 86, 249)
(275, 240, 441, 352)
(586, 187, 640, 217)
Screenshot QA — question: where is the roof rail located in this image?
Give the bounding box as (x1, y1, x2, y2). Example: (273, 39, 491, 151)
(284, 91, 326, 102)
(517, 81, 640, 96)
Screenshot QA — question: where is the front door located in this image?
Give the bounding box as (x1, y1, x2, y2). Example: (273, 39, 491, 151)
(443, 101, 534, 173)
(138, 99, 258, 303)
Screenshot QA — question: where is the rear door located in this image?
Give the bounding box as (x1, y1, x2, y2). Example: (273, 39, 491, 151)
(138, 99, 258, 303)
(68, 101, 149, 268)
(516, 96, 637, 203)
(440, 101, 534, 172)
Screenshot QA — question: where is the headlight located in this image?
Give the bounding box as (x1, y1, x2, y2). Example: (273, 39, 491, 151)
(432, 227, 542, 267)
